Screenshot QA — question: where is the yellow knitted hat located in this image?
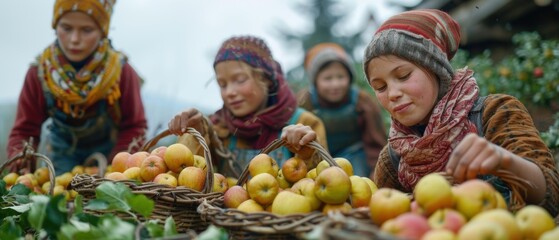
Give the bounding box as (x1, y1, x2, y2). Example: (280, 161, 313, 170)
(52, 0, 116, 37)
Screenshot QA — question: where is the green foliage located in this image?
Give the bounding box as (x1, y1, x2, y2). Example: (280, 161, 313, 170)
(542, 113, 559, 150)
(452, 32, 559, 106)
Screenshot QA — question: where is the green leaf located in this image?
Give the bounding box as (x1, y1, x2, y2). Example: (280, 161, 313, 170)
(0, 180, 8, 196)
(94, 182, 132, 212)
(197, 225, 228, 240)
(163, 216, 178, 237)
(73, 194, 83, 215)
(144, 220, 164, 238)
(3, 203, 32, 213)
(27, 195, 49, 230)
(8, 184, 31, 196)
(127, 194, 154, 218)
(0, 216, 24, 239)
(98, 215, 135, 240)
(85, 199, 109, 210)
(57, 224, 79, 240)
(42, 194, 69, 238)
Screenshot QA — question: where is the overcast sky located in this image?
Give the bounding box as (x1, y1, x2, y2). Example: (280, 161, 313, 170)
(0, 0, 403, 131)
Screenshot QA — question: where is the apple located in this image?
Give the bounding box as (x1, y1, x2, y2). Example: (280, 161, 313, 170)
(414, 173, 454, 216)
(515, 205, 555, 240)
(166, 170, 179, 179)
(248, 153, 279, 178)
(361, 177, 378, 195)
(457, 220, 508, 240)
(52, 185, 66, 196)
(349, 175, 372, 208)
(381, 213, 431, 240)
(150, 146, 167, 159)
(281, 156, 307, 183)
(71, 165, 85, 175)
(271, 191, 312, 215)
(291, 178, 321, 211)
(276, 169, 292, 189)
(123, 167, 142, 181)
(452, 179, 497, 219)
(411, 200, 426, 216)
(153, 173, 178, 187)
(105, 172, 128, 181)
(84, 166, 100, 176)
(212, 173, 228, 193)
(178, 166, 206, 192)
(314, 166, 351, 204)
(494, 192, 507, 209)
(369, 188, 411, 225)
(421, 229, 455, 240)
(246, 173, 279, 206)
(193, 155, 207, 173)
(237, 199, 264, 213)
(3, 172, 19, 186)
(15, 175, 36, 189)
(322, 202, 352, 214)
(223, 185, 250, 208)
(428, 208, 466, 233)
(127, 151, 150, 169)
(315, 158, 353, 177)
(111, 151, 131, 173)
(540, 226, 559, 240)
(306, 168, 317, 180)
(54, 172, 73, 188)
(140, 155, 168, 182)
(470, 209, 520, 240)
(226, 177, 238, 187)
(41, 182, 52, 194)
(164, 143, 194, 173)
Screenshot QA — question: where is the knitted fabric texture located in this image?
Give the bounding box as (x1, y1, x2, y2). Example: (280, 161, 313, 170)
(363, 9, 461, 99)
(304, 43, 355, 85)
(52, 0, 116, 37)
(214, 36, 280, 96)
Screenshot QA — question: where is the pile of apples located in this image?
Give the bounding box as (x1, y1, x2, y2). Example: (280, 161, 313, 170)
(222, 153, 378, 215)
(2, 164, 99, 199)
(105, 143, 231, 193)
(370, 173, 559, 240)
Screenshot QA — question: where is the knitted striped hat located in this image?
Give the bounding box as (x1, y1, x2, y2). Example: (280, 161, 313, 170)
(363, 9, 461, 98)
(304, 43, 355, 85)
(52, 0, 116, 37)
(214, 36, 280, 94)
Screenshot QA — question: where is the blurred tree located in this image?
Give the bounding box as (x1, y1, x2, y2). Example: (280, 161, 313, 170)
(275, 0, 375, 92)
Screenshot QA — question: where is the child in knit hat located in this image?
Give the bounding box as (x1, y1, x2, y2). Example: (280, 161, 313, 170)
(168, 35, 326, 177)
(282, 9, 559, 216)
(298, 43, 387, 178)
(7, 0, 147, 175)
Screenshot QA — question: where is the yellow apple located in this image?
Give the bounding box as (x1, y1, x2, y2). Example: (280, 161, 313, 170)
(494, 192, 507, 209)
(540, 226, 559, 240)
(212, 173, 228, 193)
(315, 160, 329, 175)
(315, 158, 353, 177)
(428, 208, 467, 234)
(314, 166, 351, 204)
(123, 167, 142, 181)
(226, 177, 238, 187)
(178, 166, 206, 192)
(111, 151, 131, 173)
(414, 173, 454, 216)
(55, 172, 73, 189)
(421, 229, 456, 240)
(52, 185, 66, 196)
(369, 188, 411, 226)
(150, 146, 167, 159)
(153, 173, 178, 187)
(349, 175, 372, 208)
(276, 169, 292, 189)
(457, 219, 509, 240)
(470, 209, 520, 240)
(105, 172, 128, 181)
(139, 155, 168, 182)
(291, 178, 321, 211)
(41, 181, 52, 194)
(515, 205, 555, 240)
(246, 173, 279, 206)
(3, 172, 19, 186)
(164, 143, 194, 173)
(237, 199, 264, 213)
(71, 165, 85, 175)
(223, 185, 250, 208)
(281, 156, 307, 183)
(306, 168, 317, 180)
(193, 155, 207, 173)
(452, 179, 497, 219)
(380, 212, 431, 240)
(361, 177, 378, 195)
(322, 202, 352, 214)
(248, 153, 279, 178)
(33, 167, 50, 186)
(271, 191, 312, 215)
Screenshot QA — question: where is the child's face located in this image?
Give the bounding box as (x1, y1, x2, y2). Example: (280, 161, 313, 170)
(55, 12, 103, 62)
(215, 61, 269, 118)
(315, 62, 351, 103)
(366, 55, 439, 127)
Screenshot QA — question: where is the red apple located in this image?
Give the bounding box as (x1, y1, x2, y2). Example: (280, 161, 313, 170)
(281, 156, 307, 183)
(349, 175, 372, 208)
(150, 146, 167, 159)
(381, 212, 431, 240)
(212, 173, 228, 193)
(428, 208, 467, 234)
(140, 155, 168, 182)
(223, 185, 249, 209)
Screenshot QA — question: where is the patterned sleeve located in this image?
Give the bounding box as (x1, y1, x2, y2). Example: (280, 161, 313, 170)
(482, 94, 559, 216)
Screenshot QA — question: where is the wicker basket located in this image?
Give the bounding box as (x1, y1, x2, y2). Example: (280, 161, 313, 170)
(70, 128, 224, 233)
(0, 140, 56, 195)
(310, 208, 398, 240)
(198, 139, 339, 240)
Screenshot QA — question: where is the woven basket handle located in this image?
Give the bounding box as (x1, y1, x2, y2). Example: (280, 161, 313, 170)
(236, 139, 339, 186)
(0, 141, 56, 195)
(140, 128, 214, 194)
(82, 152, 108, 177)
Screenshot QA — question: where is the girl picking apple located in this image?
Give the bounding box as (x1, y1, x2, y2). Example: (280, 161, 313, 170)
(168, 35, 327, 177)
(282, 9, 559, 217)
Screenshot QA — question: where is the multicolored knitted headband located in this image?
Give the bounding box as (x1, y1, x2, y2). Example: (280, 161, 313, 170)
(52, 0, 116, 37)
(304, 42, 355, 84)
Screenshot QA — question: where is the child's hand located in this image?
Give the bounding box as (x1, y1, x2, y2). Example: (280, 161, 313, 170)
(446, 133, 511, 183)
(168, 108, 204, 135)
(280, 124, 317, 151)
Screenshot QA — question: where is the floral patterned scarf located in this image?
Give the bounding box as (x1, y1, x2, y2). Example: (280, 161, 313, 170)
(39, 39, 123, 118)
(390, 68, 479, 191)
